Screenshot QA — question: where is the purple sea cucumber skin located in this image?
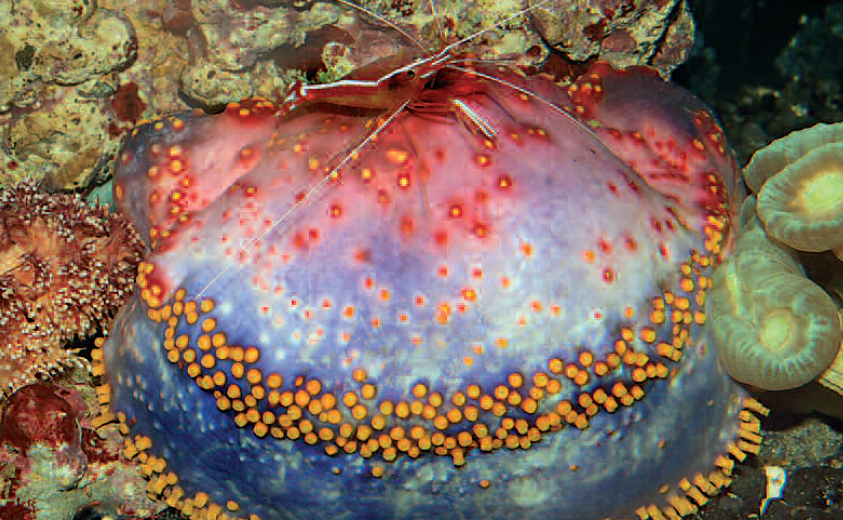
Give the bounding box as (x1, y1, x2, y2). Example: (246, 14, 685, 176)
(104, 62, 744, 520)
(109, 304, 741, 519)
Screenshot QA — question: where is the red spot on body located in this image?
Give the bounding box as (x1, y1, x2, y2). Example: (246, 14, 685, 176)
(472, 223, 488, 238)
(651, 218, 663, 233)
(400, 216, 414, 236)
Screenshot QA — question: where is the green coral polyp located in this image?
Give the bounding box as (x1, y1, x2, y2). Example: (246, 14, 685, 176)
(757, 142, 843, 252)
(743, 122, 843, 194)
(712, 211, 841, 390)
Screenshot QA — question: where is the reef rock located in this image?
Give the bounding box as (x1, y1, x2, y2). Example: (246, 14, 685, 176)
(532, 0, 696, 77)
(0, 0, 138, 189)
(0, 372, 162, 520)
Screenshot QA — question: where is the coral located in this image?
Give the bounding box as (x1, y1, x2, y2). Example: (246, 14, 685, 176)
(123, 0, 697, 109)
(165, 0, 552, 108)
(744, 122, 843, 254)
(743, 122, 843, 193)
(775, 2, 843, 87)
(0, 0, 138, 189)
(0, 181, 143, 398)
(0, 0, 136, 110)
(98, 60, 764, 520)
(711, 122, 843, 392)
(3, 86, 140, 191)
(0, 367, 163, 520)
(757, 142, 843, 252)
(711, 202, 840, 390)
(531, 0, 696, 77)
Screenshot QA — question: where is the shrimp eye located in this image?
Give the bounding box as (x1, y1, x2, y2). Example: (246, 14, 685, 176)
(406, 69, 417, 79)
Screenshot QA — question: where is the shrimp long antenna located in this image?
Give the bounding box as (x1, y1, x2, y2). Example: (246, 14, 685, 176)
(439, 0, 554, 55)
(195, 100, 413, 300)
(335, 0, 427, 51)
(429, 0, 446, 48)
(446, 64, 614, 152)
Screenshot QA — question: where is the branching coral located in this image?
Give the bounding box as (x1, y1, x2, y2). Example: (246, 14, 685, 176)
(0, 181, 144, 397)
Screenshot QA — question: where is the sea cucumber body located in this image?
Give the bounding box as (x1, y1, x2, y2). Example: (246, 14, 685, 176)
(105, 63, 744, 520)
